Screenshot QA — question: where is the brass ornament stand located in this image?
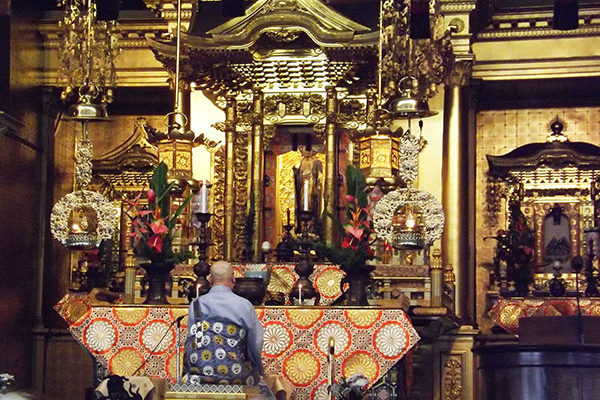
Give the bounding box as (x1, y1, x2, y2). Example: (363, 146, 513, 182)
(188, 212, 213, 302)
(290, 210, 319, 305)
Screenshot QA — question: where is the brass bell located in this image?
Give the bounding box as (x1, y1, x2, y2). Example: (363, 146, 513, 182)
(66, 100, 109, 121)
(387, 91, 437, 119)
(65, 84, 109, 121)
(387, 76, 437, 119)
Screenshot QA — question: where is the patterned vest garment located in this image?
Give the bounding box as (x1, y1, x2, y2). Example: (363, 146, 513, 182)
(183, 300, 259, 385)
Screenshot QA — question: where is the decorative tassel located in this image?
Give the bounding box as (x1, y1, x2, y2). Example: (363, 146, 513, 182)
(410, 0, 431, 39)
(554, 0, 579, 31)
(222, 0, 245, 17)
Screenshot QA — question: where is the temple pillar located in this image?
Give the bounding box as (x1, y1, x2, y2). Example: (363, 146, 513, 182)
(224, 95, 237, 260)
(324, 86, 339, 245)
(251, 89, 264, 261)
(442, 61, 475, 323)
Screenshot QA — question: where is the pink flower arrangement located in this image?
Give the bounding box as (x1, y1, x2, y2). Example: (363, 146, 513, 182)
(317, 165, 375, 272)
(126, 162, 193, 265)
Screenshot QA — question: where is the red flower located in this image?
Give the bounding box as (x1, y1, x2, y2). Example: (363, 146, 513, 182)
(345, 194, 355, 203)
(146, 189, 156, 203)
(123, 190, 143, 212)
(342, 235, 358, 250)
(147, 234, 163, 253)
(149, 219, 168, 235)
(344, 224, 364, 240)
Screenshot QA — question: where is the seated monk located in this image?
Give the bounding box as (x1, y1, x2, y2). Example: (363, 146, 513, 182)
(184, 261, 275, 399)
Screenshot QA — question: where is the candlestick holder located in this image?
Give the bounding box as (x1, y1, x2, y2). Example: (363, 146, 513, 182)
(276, 223, 295, 262)
(584, 246, 599, 297)
(187, 212, 213, 302)
(290, 210, 319, 305)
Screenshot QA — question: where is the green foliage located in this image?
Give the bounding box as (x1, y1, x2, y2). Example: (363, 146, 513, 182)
(129, 162, 194, 265)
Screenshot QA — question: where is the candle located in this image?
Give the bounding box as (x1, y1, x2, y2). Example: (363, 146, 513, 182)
(286, 208, 291, 225)
(196, 283, 201, 299)
(298, 283, 302, 305)
(302, 180, 311, 212)
(199, 181, 210, 213)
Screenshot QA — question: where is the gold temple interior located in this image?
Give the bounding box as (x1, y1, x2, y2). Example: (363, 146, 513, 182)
(3, 0, 600, 399)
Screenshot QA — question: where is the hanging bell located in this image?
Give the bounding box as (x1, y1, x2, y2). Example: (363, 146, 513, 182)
(387, 90, 437, 119)
(65, 84, 109, 121)
(387, 76, 437, 119)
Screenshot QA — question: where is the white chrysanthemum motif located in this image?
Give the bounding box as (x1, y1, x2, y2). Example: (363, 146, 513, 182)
(202, 366, 213, 376)
(316, 322, 350, 356)
(239, 328, 246, 339)
(374, 323, 408, 358)
(263, 323, 291, 357)
(227, 338, 238, 348)
(84, 319, 117, 354)
(141, 321, 173, 354)
(189, 353, 198, 364)
(373, 188, 444, 245)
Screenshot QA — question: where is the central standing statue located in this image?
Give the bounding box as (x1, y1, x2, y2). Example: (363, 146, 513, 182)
(293, 149, 323, 226)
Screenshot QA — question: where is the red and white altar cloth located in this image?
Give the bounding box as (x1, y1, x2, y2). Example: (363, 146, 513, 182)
(56, 293, 419, 400)
(489, 297, 600, 334)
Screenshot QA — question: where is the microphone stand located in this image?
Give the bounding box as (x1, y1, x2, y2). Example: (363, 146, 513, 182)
(176, 316, 183, 385)
(572, 256, 585, 345)
(576, 267, 583, 344)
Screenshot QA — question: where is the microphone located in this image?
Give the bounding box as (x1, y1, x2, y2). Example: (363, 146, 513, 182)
(572, 255, 584, 273)
(175, 314, 187, 384)
(132, 313, 188, 377)
(176, 314, 187, 323)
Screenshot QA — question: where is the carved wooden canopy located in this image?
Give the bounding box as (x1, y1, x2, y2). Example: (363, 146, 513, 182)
(92, 118, 158, 197)
(487, 120, 600, 178)
(147, 0, 378, 96)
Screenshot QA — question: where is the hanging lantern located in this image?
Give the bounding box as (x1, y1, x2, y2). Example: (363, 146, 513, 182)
(51, 124, 118, 250)
(358, 123, 402, 189)
(373, 188, 444, 251)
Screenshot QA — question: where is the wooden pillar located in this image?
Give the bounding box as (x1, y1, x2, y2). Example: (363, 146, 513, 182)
(324, 86, 339, 245)
(251, 89, 264, 261)
(224, 95, 237, 260)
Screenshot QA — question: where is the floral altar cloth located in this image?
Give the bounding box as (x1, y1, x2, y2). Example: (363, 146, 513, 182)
(56, 293, 419, 400)
(489, 297, 600, 334)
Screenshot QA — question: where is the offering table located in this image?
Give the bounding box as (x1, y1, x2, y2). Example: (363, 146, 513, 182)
(56, 293, 419, 400)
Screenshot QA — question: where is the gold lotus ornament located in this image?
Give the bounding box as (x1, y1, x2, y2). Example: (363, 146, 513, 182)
(50, 130, 118, 250)
(373, 188, 444, 251)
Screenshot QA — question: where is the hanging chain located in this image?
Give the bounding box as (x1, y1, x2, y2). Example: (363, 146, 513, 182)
(75, 121, 93, 189)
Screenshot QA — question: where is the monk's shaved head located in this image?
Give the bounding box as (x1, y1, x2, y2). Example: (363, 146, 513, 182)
(209, 261, 234, 285)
